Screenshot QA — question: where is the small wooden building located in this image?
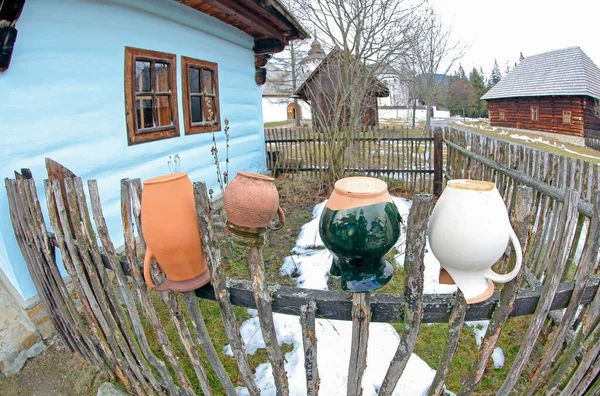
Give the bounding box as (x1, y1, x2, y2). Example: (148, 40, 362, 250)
(294, 49, 389, 132)
(482, 47, 600, 137)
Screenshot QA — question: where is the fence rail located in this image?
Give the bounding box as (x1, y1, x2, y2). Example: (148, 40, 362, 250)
(5, 124, 600, 395)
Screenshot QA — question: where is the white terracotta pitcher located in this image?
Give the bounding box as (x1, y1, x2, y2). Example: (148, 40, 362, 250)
(428, 179, 522, 303)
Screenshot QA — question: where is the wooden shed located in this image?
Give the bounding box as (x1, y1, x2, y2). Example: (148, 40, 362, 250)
(294, 49, 389, 132)
(482, 47, 600, 137)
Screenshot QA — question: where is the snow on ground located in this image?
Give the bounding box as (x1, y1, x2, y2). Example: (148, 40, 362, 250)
(464, 321, 505, 369)
(232, 196, 498, 395)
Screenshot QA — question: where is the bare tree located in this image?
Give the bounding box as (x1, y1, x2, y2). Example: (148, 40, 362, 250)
(447, 79, 476, 120)
(411, 7, 466, 129)
(293, 0, 423, 188)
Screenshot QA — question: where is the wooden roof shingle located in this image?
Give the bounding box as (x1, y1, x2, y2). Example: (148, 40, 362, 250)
(482, 47, 600, 101)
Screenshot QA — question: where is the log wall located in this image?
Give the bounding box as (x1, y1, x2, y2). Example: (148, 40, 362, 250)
(487, 96, 589, 136)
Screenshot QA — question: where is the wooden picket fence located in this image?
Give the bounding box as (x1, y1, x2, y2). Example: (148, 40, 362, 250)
(5, 124, 600, 395)
(584, 128, 600, 151)
(264, 126, 441, 193)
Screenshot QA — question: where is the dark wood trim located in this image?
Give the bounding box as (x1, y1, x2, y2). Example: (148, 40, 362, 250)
(253, 38, 286, 55)
(181, 56, 220, 135)
(192, 276, 600, 323)
(124, 47, 179, 146)
(199, 0, 284, 41)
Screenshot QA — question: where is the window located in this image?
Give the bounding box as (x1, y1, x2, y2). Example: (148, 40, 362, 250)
(499, 109, 505, 121)
(531, 106, 539, 122)
(563, 111, 571, 125)
(125, 47, 179, 145)
(182, 56, 220, 134)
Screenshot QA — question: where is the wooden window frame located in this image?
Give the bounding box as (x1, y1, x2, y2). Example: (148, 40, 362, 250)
(499, 109, 506, 121)
(181, 56, 221, 134)
(563, 111, 572, 125)
(124, 47, 179, 145)
(531, 106, 539, 122)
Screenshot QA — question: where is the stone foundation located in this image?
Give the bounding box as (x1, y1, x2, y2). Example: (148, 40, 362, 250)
(0, 272, 55, 377)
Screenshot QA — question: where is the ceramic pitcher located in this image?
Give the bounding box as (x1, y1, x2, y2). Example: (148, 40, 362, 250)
(223, 171, 285, 245)
(142, 173, 210, 292)
(319, 177, 401, 292)
(428, 179, 522, 303)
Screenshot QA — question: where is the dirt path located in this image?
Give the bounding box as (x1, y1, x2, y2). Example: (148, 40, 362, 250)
(0, 341, 109, 396)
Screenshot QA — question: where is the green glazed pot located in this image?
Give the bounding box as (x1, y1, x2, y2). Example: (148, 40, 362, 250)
(319, 177, 401, 292)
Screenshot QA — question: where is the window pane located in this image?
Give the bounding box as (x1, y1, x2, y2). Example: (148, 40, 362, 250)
(136, 61, 151, 93)
(190, 68, 200, 94)
(156, 96, 172, 127)
(155, 62, 170, 92)
(201, 69, 214, 93)
(203, 96, 217, 122)
(142, 98, 154, 128)
(191, 96, 202, 123)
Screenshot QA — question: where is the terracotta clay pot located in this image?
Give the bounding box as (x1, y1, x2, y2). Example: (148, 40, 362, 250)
(428, 179, 522, 304)
(223, 171, 285, 245)
(141, 173, 210, 292)
(319, 177, 401, 292)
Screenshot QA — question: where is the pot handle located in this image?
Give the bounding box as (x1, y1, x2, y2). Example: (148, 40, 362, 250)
(483, 227, 522, 283)
(143, 248, 171, 291)
(267, 206, 286, 231)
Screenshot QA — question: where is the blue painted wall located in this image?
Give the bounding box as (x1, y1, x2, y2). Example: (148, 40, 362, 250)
(0, 0, 267, 299)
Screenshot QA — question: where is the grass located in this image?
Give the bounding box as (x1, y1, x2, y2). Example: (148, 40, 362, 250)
(454, 119, 600, 163)
(264, 120, 294, 128)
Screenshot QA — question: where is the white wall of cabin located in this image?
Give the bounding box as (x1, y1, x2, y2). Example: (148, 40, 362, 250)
(0, 0, 266, 299)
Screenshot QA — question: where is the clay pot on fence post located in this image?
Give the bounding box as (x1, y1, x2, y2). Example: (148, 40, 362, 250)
(428, 179, 522, 304)
(319, 177, 402, 292)
(223, 171, 285, 246)
(141, 173, 210, 292)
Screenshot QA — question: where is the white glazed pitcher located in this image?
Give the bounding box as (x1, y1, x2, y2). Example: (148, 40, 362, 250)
(428, 179, 522, 303)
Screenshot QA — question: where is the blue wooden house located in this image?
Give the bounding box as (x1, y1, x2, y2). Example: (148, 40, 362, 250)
(0, 0, 307, 303)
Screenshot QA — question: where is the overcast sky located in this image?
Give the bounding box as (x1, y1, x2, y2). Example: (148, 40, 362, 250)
(430, 0, 600, 78)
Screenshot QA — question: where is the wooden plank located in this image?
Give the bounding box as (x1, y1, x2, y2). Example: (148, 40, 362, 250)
(65, 179, 158, 394)
(347, 292, 371, 396)
(246, 246, 289, 396)
(87, 179, 181, 395)
(379, 194, 432, 395)
(458, 186, 535, 394)
(49, 179, 143, 393)
(433, 128, 443, 197)
(426, 291, 467, 396)
(121, 179, 196, 396)
(193, 182, 260, 395)
(300, 301, 319, 396)
(498, 189, 581, 394)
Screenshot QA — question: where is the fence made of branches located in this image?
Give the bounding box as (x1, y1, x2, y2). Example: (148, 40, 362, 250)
(265, 126, 440, 193)
(5, 125, 600, 395)
(584, 128, 600, 151)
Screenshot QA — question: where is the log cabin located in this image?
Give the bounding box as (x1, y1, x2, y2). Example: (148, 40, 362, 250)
(482, 47, 600, 137)
(294, 49, 389, 132)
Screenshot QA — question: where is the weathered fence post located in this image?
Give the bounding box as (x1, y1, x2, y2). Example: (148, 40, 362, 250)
(498, 188, 580, 394)
(379, 194, 433, 395)
(193, 182, 260, 396)
(433, 127, 443, 197)
(246, 245, 289, 396)
(347, 292, 371, 396)
(300, 301, 319, 396)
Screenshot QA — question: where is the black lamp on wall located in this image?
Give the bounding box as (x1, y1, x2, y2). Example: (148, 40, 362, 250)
(0, 0, 26, 73)
(0, 25, 18, 73)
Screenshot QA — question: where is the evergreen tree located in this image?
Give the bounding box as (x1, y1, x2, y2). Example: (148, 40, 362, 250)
(455, 63, 467, 81)
(489, 60, 502, 88)
(519, 52, 525, 62)
(468, 67, 488, 118)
